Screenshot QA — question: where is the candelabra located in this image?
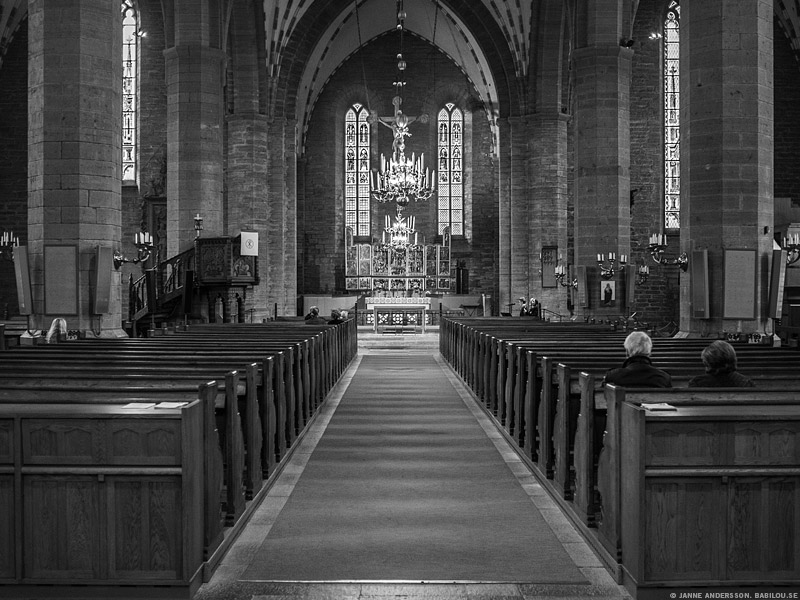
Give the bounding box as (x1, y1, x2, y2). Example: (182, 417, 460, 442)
(597, 252, 627, 279)
(194, 214, 204, 239)
(784, 233, 800, 265)
(0, 230, 20, 261)
(554, 263, 577, 288)
(114, 232, 154, 269)
(647, 234, 688, 271)
(382, 208, 419, 247)
(635, 264, 650, 286)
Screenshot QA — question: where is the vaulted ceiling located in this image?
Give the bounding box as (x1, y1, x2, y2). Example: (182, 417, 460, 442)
(264, 0, 532, 139)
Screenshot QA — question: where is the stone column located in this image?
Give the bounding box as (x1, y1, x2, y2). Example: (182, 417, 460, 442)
(265, 118, 298, 316)
(573, 40, 632, 316)
(27, 0, 124, 336)
(226, 112, 269, 319)
(679, 0, 773, 335)
(496, 117, 513, 314)
(530, 112, 569, 315)
(164, 44, 225, 256)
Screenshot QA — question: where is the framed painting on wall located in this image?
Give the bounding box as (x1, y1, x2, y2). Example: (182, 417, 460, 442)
(44, 244, 78, 315)
(723, 249, 756, 319)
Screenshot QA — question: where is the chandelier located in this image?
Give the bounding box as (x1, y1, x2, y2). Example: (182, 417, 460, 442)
(383, 208, 418, 247)
(370, 0, 435, 206)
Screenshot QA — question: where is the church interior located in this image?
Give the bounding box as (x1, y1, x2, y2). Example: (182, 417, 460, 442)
(0, 0, 799, 598)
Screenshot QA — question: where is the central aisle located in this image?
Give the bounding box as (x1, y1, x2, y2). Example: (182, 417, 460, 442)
(241, 354, 588, 583)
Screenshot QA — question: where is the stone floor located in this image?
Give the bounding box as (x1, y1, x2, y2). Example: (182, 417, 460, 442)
(194, 335, 631, 600)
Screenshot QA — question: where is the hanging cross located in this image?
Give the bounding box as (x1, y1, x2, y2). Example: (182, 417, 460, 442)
(370, 96, 428, 155)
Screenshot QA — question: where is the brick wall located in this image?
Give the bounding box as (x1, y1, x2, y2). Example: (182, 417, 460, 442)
(299, 33, 497, 295)
(774, 17, 800, 204)
(0, 21, 28, 315)
(627, 0, 679, 327)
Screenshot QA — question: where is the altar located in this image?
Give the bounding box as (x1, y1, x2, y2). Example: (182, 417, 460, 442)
(365, 296, 432, 333)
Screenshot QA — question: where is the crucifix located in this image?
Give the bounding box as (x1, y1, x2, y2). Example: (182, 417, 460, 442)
(370, 95, 429, 156)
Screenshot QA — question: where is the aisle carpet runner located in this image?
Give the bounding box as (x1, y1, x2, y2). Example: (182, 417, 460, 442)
(242, 355, 588, 582)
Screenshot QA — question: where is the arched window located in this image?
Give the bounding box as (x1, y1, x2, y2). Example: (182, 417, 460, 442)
(122, 0, 138, 183)
(437, 103, 463, 235)
(664, 1, 680, 229)
(345, 103, 371, 237)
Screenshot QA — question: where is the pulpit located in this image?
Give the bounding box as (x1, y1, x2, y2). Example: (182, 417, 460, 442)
(195, 236, 258, 323)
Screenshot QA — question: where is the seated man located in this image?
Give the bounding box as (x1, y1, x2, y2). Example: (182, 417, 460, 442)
(327, 309, 344, 324)
(304, 306, 328, 325)
(688, 340, 754, 387)
(604, 331, 671, 388)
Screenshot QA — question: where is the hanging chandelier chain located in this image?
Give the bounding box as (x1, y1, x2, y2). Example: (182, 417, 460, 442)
(354, 0, 371, 112)
(370, 0, 436, 208)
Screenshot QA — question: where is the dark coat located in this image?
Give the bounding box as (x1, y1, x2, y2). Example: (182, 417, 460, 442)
(688, 371, 754, 387)
(604, 355, 672, 388)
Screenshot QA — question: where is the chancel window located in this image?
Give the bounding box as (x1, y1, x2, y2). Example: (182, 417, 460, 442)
(122, 1, 138, 183)
(345, 103, 371, 237)
(664, 1, 680, 229)
(437, 103, 463, 235)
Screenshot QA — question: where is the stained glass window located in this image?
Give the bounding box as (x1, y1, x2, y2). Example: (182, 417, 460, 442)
(437, 103, 463, 235)
(345, 103, 371, 237)
(122, 1, 138, 183)
(664, 1, 680, 229)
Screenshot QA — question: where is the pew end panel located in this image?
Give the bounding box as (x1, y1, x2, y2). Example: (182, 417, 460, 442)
(614, 391, 800, 596)
(0, 395, 211, 597)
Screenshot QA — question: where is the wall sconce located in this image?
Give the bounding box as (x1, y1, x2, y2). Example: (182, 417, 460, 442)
(636, 264, 650, 286)
(597, 252, 627, 279)
(648, 233, 688, 271)
(783, 234, 800, 265)
(114, 231, 154, 269)
(194, 214, 204, 238)
(554, 263, 577, 288)
(0, 230, 20, 261)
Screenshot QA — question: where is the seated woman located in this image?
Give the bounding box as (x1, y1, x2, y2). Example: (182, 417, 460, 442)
(688, 340, 754, 387)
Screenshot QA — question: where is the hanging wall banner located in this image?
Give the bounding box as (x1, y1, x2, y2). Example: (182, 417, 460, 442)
(240, 231, 258, 256)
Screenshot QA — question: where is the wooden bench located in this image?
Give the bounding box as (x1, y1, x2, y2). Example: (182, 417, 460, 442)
(0, 383, 223, 598)
(0, 320, 358, 598)
(599, 385, 800, 597)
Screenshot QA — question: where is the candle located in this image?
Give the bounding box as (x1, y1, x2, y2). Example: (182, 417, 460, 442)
(597, 253, 601, 262)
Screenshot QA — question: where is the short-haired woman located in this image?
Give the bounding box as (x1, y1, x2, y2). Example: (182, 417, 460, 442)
(688, 340, 754, 387)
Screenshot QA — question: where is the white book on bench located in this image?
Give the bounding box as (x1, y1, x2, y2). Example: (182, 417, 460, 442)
(641, 402, 677, 411)
(121, 402, 156, 409)
(155, 401, 188, 409)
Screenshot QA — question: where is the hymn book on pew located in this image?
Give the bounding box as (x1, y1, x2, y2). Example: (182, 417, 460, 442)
(641, 402, 677, 411)
(155, 401, 189, 409)
(120, 402, 188, 409)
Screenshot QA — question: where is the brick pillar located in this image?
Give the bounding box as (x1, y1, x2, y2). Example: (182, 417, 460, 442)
(679, 0, 773, 336)
(497, 117, 513, 315)
(530, 112, 570, 315)
(226, 113, 269, 320)
(164, 45, 225, 256)
(28, 0, 124, 337)
(265, 118, 298, 316)
(573, 42, 632, 315)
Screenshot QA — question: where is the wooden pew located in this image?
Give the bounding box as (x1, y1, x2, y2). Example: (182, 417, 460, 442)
(0, 383, 223, 596)
(0, 320, 358, 599)
(599, 385, 800, 597)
